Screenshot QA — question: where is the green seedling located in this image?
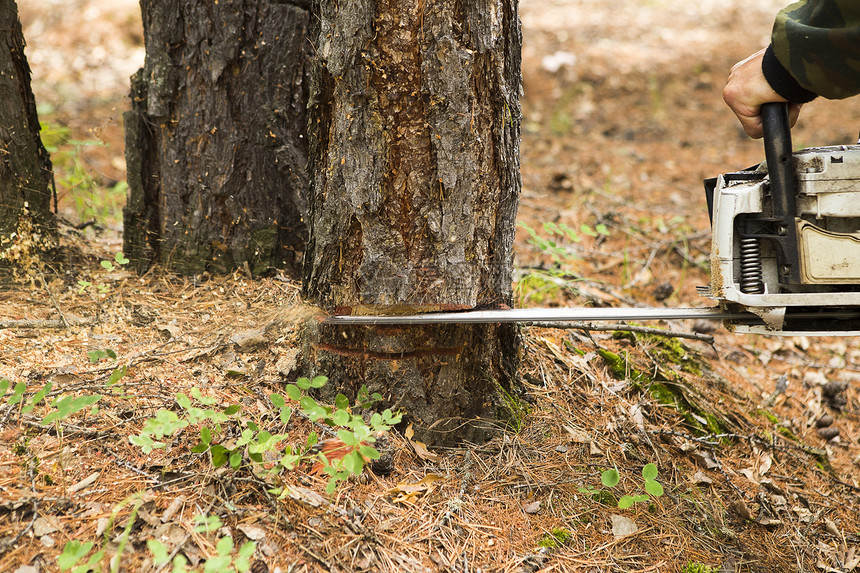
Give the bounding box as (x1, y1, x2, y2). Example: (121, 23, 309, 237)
(130, 375, 401, 493)
(78, 252, 129, 294)
(41, 394, 102, 425)
(580, 463, 664, 509)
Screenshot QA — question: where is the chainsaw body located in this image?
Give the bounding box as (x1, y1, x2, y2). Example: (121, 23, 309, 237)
(704, 104, 860, 335)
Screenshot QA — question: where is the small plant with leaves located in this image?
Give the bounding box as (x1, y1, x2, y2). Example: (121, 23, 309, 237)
(273, 376, 402, 493)
(148, 514, 256, 573)
(58, 492, 145, 573)
(580, 463, 664, 509)
(40, 119, 126, 225)
(130, 375, 401, 493)
(87, 348, 129, 388)
(1, 378, 101, 426)
(77, 252, 129, 294)
(518, 220, 610, 265)
(130, 387, 236, 455)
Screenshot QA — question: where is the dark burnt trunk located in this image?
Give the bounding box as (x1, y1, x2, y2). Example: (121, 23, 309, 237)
(0, 0, 56, 265)
(303, 0, 522, 444)
(124, 0, 312, 276)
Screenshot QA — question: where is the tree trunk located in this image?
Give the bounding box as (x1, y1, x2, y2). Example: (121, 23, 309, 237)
(0, 0, 56, 267)
(124, 0, 312, 277)
(303, 0, 522, 444)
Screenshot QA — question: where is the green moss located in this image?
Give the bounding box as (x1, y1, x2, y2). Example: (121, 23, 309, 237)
(756, 410, 799, 441)
(756, 409, 780, 424)
(777, 426, 798, 441)
(563, 339, 585, 356)
(596, 348, 649, 383)
(682, 562, 716, 573)
(612, 329, 703, 375)
(516, 272, 563, 305)
(250, 225, 279, 275)
(538, 528, 572, 548)
(597, 347, 724, 435)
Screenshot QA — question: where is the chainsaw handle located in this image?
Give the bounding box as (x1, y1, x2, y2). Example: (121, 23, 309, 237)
(761, 102, 793, 200)
(761, 101, 801, 284)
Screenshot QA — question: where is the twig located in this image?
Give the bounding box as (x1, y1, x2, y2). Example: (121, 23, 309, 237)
(0, 499, 38, 556)
(0, 317, 95, 329)
(524, 321, 714, 343)
(0, 455, 41, 556)
(38, 268, 71, 329)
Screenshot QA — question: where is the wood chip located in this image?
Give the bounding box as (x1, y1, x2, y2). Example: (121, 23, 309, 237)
(610, 514, 638, 537)
(68, 471, 100, 493)
(729, 499, 753, 521)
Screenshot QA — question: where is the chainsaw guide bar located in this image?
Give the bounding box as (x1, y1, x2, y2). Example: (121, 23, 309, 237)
(326, 306, 742, 325)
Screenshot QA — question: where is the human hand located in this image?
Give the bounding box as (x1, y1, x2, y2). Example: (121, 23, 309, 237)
(723, 48, 802, 138)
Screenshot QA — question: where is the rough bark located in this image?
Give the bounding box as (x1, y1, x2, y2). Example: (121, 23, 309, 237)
(124, 0, 312, 277)
(0, 0, 56, 266)
(303, 0, 522, 444)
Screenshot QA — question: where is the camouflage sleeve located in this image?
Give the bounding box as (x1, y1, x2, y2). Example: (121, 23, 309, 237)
(769, 0, 860, 100)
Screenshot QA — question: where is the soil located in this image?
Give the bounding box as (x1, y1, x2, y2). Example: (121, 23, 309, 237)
(3, 1, 860, 572)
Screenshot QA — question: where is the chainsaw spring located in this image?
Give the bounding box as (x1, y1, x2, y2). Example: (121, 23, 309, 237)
(739, 236, 764, 294)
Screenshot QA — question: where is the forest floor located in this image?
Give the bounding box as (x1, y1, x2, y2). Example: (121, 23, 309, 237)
(4, 0, 860, 571)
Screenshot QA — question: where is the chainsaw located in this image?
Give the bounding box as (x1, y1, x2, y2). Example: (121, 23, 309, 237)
(330, 103, 860, 336)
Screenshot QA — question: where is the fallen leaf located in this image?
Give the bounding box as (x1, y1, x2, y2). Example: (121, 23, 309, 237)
(563, 425, 589, 444)
(758, 451, 773, 476)
(237, 523, 267, 541)
(521, 500, 541, 514)
(690, 470, 713, 485)
(96, 517, 110, 537)
(155, 321, 182, 340)
(68, 472, 100, 493)
(729, 499, 753, 521)
(610, 514, 638, 537)
(388, 474, 445, 504)
(690, 450, 721, 470)
(411, 440, 441, 463)
(287, 486, 329, 508)
(231, 329, 266, 351)
(756, 514, 781, 527)
(825, 518, 841, 536)
(629, 403, 645, 430)
(161, 496, 185, 523)
(32, 517, 58, 537)
(404, 423, 441, 463)
(792, 506, 814, 523)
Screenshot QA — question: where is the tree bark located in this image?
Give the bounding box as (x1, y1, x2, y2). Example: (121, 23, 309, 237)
(124, 0, 312, 277)
(303, 0, 522, 444)
(0, 0, 56, 266)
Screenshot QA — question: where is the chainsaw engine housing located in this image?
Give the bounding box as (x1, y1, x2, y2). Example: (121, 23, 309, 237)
(704, 143, 860, 335)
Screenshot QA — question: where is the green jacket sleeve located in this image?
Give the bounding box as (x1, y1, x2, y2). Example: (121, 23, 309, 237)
(770, 0, 860, 100)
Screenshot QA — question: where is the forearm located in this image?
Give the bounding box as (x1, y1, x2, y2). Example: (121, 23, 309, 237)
(771, 0, 860, 100)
